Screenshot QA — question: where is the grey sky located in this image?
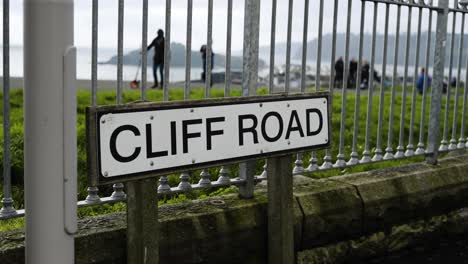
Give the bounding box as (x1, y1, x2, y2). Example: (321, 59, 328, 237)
(1, 0, 455, 53)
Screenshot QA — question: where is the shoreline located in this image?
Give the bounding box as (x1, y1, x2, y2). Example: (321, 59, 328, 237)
(1, 76, 397, 94)
(0, 77, 301, 93)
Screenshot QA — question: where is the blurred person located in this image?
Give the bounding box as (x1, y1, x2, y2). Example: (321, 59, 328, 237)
(334, 56, 344, 88)
(200, 45, 215, 87)
(416, 67, 432, 94)
(147, 29, 165, 88)
(360, 60, 370, 89)
(348, 58, 358, 87)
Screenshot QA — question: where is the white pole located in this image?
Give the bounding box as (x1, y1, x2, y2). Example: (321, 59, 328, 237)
(24, 0, 77, 263)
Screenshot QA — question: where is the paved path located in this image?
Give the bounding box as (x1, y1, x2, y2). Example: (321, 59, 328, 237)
(1, 77, 241, 91)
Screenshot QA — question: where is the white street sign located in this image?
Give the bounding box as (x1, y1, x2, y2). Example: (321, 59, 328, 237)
(90, 95, 329, 182)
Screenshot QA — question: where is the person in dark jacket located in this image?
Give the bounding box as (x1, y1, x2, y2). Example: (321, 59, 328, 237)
(416, 67, 432, 94)
(373, 70, 381, 84)
(360, 60, 370, 89)
(200, 45, 215, 87)
(147, 29, 165, 88)
(348, 58, 358, 87)
(334, 57, 344, 88)
(450, 76, 457, 88)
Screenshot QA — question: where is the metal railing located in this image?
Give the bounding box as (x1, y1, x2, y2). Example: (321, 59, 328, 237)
(0, 0, 466, 220)
(0, 0, 17, 218)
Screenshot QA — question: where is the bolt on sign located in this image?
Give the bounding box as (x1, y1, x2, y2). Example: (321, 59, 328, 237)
(87, 93, 330, 184)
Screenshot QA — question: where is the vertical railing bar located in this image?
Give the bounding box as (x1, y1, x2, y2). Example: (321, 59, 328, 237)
(361, 2, 379, 163)
(263, 0, 277, 178)
(1, 0, 16, 217)
(383, 4, 401, 160)
(459, 16, 468, 149)
(199, 0, 214, 188)
(206, 0, 213, 97)
(141, 0, 148, 100)
(185, 0, 193, 100)
(440, 8, 457, 151)
(320, 0, 339, 169)
(395, 5, 413, 158)
(111, 0, 127, 200)
(285, 0, 293, 93)
(163, 0, 171, 101)
(314, 0, 323, 94)
(117, 0, 124, 104)
(372, 3, 390, 162)
(334, 0, 353, 167)
(217, 0, 234, 184)
(225, 0, 233, 97)
(91, 0, 98, 106)
(158, 0, 173, 193)
(450, 12, 464, 150)
(307, 0, 323, 171)
(301, 0, 310, 93)
(268, 0, 277, 94)
(406, 7, 423, 156)
(293, 0, 310, 174)
(86, 0, 101, 204)
(348, 0, 366, 165)
(415, 8, 433, 155)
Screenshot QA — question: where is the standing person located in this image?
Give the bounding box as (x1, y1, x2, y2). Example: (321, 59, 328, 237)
(416, 67, 432, 94)
(450, 76, 457, 88)
(334, 56, 344, 88)
(147, 29, 165, 88)
(373, 70, 381, 84)
(360, 60, 370, 89)
(348, 58, 358, 87)
(200, 45, 215, 87)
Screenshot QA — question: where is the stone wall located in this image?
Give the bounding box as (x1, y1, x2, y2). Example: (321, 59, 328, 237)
(2, 155, 468, 263)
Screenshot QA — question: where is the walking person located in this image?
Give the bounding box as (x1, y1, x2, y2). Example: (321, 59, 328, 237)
(334, 56, 344, 88)
(147, 29, 165, 88)
(200, 45, 215, 87)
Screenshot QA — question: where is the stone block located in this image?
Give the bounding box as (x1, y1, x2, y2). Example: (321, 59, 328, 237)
(334, 158, 468, 234)
(158, 195, 269, 264)
(294, 180, 363, 249)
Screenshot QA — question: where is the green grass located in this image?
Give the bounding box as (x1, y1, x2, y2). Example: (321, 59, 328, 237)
(0, 217, 24, 232)
(0, 85, 465, 231)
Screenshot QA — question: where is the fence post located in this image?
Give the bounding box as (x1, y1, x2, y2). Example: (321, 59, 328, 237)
(427, 0, 449, 164)
(239, 0, 260, 199)
(24, 0, 76, 263)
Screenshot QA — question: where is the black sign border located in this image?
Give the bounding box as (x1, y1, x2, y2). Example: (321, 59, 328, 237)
(87, 93, 331, 185)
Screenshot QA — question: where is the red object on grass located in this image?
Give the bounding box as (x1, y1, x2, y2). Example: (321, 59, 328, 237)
(130, 80, 140, 89)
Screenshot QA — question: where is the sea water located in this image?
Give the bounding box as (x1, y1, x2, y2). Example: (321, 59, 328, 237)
(0, 46, 205, 83)
(0, 46, 462, 83)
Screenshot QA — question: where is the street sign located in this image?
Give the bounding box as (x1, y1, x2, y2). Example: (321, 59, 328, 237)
(87, 93, 330, 184)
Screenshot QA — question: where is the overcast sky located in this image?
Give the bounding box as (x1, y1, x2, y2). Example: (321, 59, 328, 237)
(0, 0, 458, 53)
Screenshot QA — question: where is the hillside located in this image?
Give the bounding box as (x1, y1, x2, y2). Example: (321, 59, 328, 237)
(102, 42, 266, 69)
(295, 32, 468, 67)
